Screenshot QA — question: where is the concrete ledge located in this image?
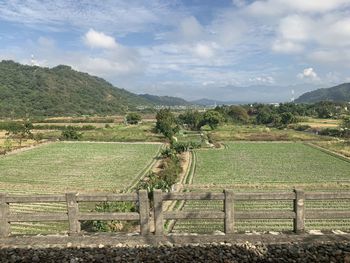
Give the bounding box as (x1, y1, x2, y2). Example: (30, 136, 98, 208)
(1, 233, 350, 248)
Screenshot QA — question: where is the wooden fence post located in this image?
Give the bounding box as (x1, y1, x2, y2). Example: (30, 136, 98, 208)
(138, 190, 150, 235)
(153, 189, 164, 235)
(293, 189, 305, 233)
(0, 193, 10, 237)
(224, 190, 235, 234)
(66, 192, 80, 235)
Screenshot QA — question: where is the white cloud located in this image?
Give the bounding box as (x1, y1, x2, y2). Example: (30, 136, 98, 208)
(272, 40, 304, 53)
(297, 68, 320, 82)
(84, 29, 117, 49)
(278, 15, 311, 42)
(178, 16, 204, 42)
(0, 0, 180, 34)
(193, 43, 216, 58)
(247, 0, 350, 16)
(232, 0, 246, 8)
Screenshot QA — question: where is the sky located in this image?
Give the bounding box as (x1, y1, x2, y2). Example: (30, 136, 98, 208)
(1, 0, 350, 102)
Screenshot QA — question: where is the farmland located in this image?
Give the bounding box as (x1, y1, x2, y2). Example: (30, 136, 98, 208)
(0, 141, 162, 194)
(192, 142, 350, 190)
(0, 142, 162, 234)
(172, 142, 350, 233)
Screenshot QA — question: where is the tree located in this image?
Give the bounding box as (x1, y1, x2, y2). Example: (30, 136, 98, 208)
(256, 110, 273, 125)
(341, 116, 350, 129)
(227, 105, 249, 123)
(200, 110, 224, 129)
(126, 112, 141, 125)
(280, 112, 297, 125)
(5, 121, 33, 146)
(178, 110, 203, 130)
(155, 109, 179, 140)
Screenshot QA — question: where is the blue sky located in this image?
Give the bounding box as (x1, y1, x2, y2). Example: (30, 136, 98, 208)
(1, 0, 350, 102)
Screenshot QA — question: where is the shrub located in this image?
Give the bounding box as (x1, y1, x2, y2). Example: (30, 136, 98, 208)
(293, 125, 311, 131)
(60, 126, 83, 140)
(81, 201, 137, 232)
(126, 113, 142, 125)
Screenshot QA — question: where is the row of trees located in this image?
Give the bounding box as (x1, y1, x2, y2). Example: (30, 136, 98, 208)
(155, 101, 350, 139)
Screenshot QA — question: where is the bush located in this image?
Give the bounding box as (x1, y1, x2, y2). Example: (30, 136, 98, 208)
(161, 147, 175, 158)
(81, 201, 137, 232)
(319, 128, 343, 137)
(60, 126, 83, 140)
(293, 125, 311, 131)
(126, 113, 142, 125)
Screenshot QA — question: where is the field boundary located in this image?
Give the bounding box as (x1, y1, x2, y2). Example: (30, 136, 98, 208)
(305, 142, 350, 163)
(1, 189, 350, 237)
(126, 144, 165, 191)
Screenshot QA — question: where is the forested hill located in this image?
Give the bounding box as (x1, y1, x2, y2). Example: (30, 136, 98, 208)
(0, 60, 153, 117)
(139, 94, 190, 106)
(295, 83, 350, 103)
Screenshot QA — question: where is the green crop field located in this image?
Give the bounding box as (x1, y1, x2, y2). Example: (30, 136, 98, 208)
(173, 142, 350, 233)
(0, 142, 162, 234)
(193, 142, 350, 189)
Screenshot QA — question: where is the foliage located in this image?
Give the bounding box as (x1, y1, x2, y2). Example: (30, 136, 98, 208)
(60, 126, 83, 140)
(126, 112, 142, 125)
(178, 110, 203, 130)
(82, 201, 137, 232)
(295, 83, 350, 103)
(138, 155, 181, 194)
(200, 110, 224, 129)
(292, 124, 311, 131)
(0, 60, 152, 117)
(155, 109, 179, 140)
(5, 120, 33, 146)
(341, 116, 350, 129)
(226, 105, 250, 123)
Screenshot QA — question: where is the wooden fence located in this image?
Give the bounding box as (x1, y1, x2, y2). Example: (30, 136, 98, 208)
(1, 189, 350, 237)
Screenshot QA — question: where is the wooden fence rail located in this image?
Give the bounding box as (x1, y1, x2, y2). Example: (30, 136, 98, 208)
(0, 189, 350, 237)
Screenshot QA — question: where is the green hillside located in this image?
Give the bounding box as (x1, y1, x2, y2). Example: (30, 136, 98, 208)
(295, 83, 350, 103)
(139, 94, 190, 106)
(0, 60, 152, 117)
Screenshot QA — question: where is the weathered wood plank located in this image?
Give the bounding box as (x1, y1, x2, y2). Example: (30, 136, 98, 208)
(78, 212, 139, 221)
(77, 194, 138, 202)
(0, 193, 10, 237)
(164, 211, 225, 220)
(6, 195, 66, 203)
(66, 192, 80, 236)
(294, 189, 305, 233)
(306, 211, 350, 219)
(234, 192, 295, 200)
(138, 190, 150, 235)
(305, 192, 350, 200)
(162, 192, 225, 201)
(153, 190, 164, 235)
(9, 213, 68, 222)
(224, 190, 234, 234)
(235, 211, 295, 219)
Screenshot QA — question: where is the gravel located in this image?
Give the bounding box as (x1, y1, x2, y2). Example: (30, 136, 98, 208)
(1, 242, 350, 262)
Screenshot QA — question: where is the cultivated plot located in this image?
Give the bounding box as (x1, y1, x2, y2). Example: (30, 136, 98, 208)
(0, 142, 161, 234)
(173, 142, 350, 233)
(0, 141, 161, 194)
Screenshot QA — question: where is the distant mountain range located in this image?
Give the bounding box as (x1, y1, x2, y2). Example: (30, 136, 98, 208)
(295, 83, 350, 103)
(190, 98, 249, 106)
